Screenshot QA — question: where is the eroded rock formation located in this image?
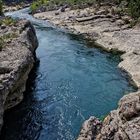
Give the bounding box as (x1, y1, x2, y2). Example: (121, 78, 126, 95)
(77, 91, 140, 140)
(0, 19, 38, 132)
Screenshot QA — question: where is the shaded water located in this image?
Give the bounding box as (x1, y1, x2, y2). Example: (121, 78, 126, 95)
(0, 8, 135, 140)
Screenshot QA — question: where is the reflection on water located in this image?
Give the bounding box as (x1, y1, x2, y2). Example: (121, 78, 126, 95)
(0, 8, 136, 140)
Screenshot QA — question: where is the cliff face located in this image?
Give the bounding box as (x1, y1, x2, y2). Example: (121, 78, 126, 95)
(0, 19, 38, 132)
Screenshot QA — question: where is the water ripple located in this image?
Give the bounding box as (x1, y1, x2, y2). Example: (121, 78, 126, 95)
(0, 8, 136, 140)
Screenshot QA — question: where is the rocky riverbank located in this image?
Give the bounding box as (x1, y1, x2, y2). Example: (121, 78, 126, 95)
(33, 5, 140, 140)
(3, 2, 31, 13)
(0, 18, 38, 132)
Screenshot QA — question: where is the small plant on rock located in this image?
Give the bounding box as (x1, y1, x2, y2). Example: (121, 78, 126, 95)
(0, 17, 16, 26)
(0, 37, 4, 51)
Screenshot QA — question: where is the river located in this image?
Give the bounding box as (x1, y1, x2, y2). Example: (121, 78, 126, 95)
(0, 8, 135, 140)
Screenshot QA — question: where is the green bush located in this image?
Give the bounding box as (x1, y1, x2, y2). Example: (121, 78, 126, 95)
(0, 17, 16, 26)
(31, 0, 140, 19)
(119, 0, 140, 19)
(128, 0, 140, 19)
(0, 37, 4, 51)
(31, 0, 96, 12)
(0, 0, 3, 15)
(31, 0, 48, 12)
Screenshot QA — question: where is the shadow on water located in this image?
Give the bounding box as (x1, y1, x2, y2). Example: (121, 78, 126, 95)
(1, 8, 137, 140)
(0, 60, 41, 140)
(0, 27, 136, 140)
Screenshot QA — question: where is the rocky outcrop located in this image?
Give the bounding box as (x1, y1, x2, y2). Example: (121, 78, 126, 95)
(77, 91, 140, 140)
(0, 19, 38, 132)
(33, 5, 140, 140)
(77, 117, 102, 140)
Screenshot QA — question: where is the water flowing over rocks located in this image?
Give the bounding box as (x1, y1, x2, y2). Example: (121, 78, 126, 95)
(34, 5, 140, 140)
(0, 19, 38, 132)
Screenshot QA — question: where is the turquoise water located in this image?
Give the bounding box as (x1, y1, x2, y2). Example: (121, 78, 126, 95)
(0, 9, 135, 140)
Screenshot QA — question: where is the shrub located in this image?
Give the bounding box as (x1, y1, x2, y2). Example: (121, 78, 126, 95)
(128, 0, 140, 19)
(30, 0, 96, 12)
(0, 17, 16, 26)
(0, 0, 3, 15)
(31, 0, 48, 12)
(0, 33, 18, 51)
(119, 0, 140, 19)
(0, 37, 4, 51)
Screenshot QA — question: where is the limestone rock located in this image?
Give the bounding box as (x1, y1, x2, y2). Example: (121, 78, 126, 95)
(77, 116, 102, 140)
(77, 91, 140, 140)
(0, 19, 38, 132)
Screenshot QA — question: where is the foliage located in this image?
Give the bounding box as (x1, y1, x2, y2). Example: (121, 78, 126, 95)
(0, 37, 4, 51)
(47, 0, 96, 6)
(0, 0, 3, 15)
(1, 33, 18, 40)
(32, 0, 140, 21)
(0, 17, 16, 26)
(0, 32, 18, 51)
(118, 0, 140, 19)
(31, 0, 96, 12)
(128, 0, 140, 19)
(31, 0, 48, 12)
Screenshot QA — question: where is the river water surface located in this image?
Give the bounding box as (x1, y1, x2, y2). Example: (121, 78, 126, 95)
(0, 8, 135, 140)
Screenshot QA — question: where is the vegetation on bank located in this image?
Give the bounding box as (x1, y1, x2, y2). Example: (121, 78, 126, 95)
(31, 0, 48, 12)
(0, 0, 3, 15)
(30, 0, 140, 21)
(30, 0, 96, 13)
(0, 17, 16, 25)
(0, 17, 18, 51)
(0, 32, 18, 51)
(0, 37, 4, 51)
